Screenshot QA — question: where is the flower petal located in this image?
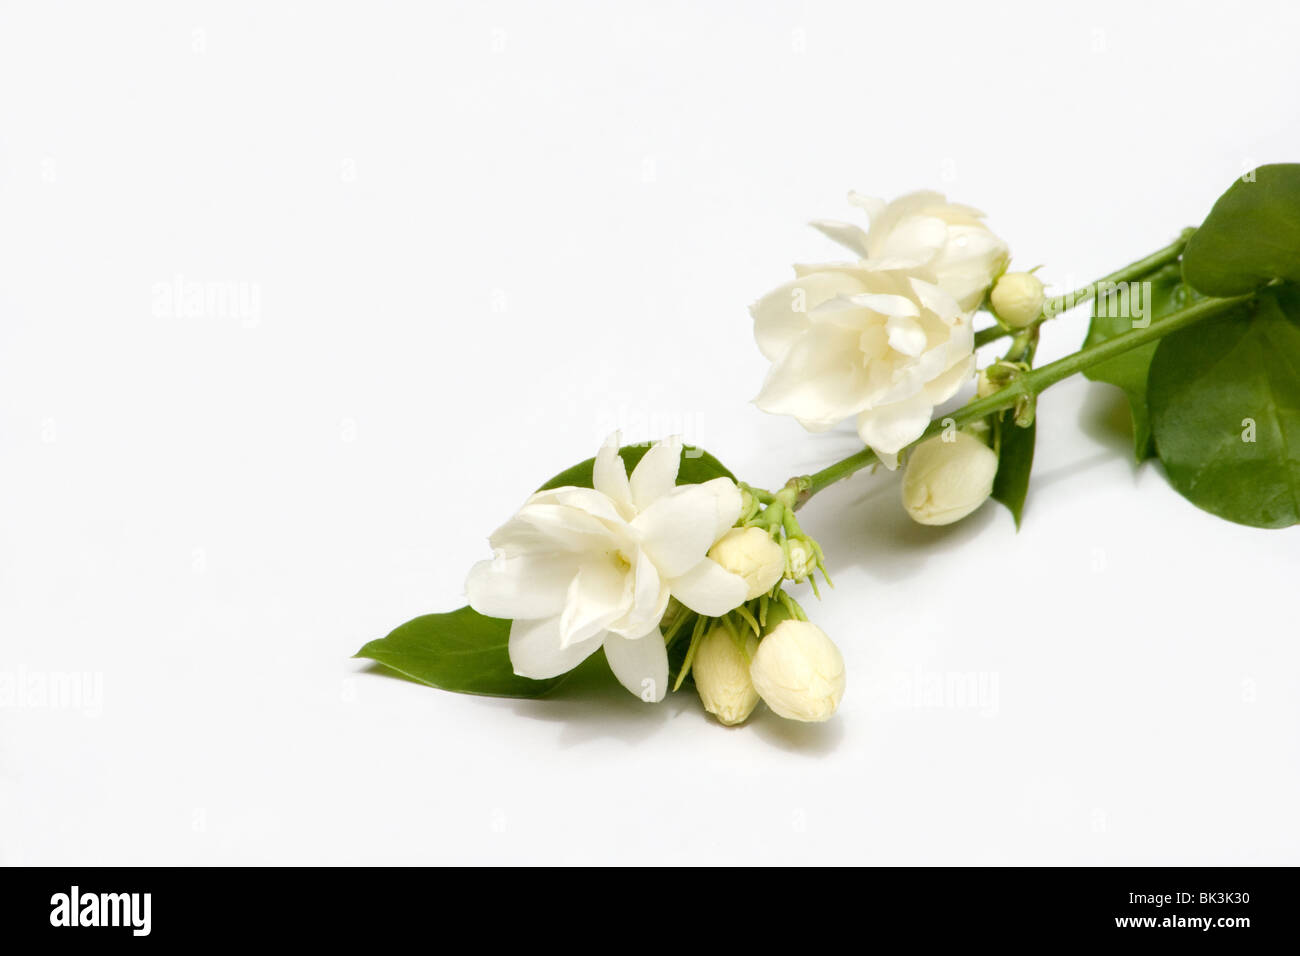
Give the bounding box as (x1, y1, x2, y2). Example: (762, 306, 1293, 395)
(876, 215, 948, 264)
(864, 190, 948, 255)
(489, 502, 620, 555)
(809, 218, 871, 258)
(856, 391, 935, 458)
(838, 292, 919, 320)
(938, 225, 1008, 268)
(885, 315, 927, 357)
(631, 477, 741, 578)
(908, 277, 963, 326)
(668, 557, 748, 617)
(603, 631, 669, 702)
(923, 354, 975, 406)
(753, 321, 872, 428)
(465, 553, 577, 619)
(701, 476, 745, 540)
(930, 227, 1009, 310)
(508, 615, 605, 680)
(593, 434, 634, 514)
(791, 261, 865, 279)
(847, 191, 886, 221)
(751, 271, 871, 361)
(628, 439, 681, 511)
(526, 487, 630, 529)
(610, 547, 670, 639)
(559, 555, 632, 648)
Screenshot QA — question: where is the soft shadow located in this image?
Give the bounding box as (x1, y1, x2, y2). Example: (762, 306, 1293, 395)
(360, 657, 848, 751)
(507, 659, 849, 752)
(502, 655, 691, 747)
(1077, 385, 1139, 460)
(1028, 449, 1125, 494)
(798, 470, 999, 584)
(749, 709, 847, 756)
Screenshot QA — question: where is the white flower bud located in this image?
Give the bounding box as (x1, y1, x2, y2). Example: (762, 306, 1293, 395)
(901, 432, 999, 526)
(989, 271, 1045, 328)
(693, 627, 760, 726)
(707, 527, 785, 600)
(749, 620, 845, 722)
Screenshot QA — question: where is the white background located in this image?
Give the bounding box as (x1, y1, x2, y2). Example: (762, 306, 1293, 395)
(3, 0, 1299, 865)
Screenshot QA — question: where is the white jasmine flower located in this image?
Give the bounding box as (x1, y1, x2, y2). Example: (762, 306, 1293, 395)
(749, 620, 846, 722)
(806, 190, 1009, 311)
(753, 269, 976, 465)
(901, 431, 999, 526)
(693, 626, 760, 726)
(707, 527, 785, 600)
(990, 271, 1045, 328)
(465, 438, 748, 701)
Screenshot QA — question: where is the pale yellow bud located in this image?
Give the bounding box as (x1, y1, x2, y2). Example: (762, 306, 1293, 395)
(707, 527, 784, 600)
(786, 539, 813, 580)
(901, 432, 999, 526)
(693, 627, 760, 726)
(749, 620, 845, 722)
(990, 271, 1045, 328)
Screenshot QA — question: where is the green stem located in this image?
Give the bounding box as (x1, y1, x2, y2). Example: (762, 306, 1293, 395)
(1039, 230, 1192, 319)
(974, 230, 1193, 349)
(795, 291, 1253, 507)
(974, 325, 1011, 348)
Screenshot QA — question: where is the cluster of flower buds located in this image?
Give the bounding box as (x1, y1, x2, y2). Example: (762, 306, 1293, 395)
(685, 484, 844, 724)
(691, 601, 845, 725)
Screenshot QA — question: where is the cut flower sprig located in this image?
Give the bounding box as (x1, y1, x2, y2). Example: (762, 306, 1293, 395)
(360, 167, 1300, 731)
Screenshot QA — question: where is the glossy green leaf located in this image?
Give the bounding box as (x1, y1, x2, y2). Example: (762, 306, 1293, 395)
(356, 606, 564, 698)
(539, 442, 734, 491)
(1182, 164, 1300, 296)
(1148, 285, 1300, 528)
(991, 418, 1035, 528)
(1083, 276, 1198, 460)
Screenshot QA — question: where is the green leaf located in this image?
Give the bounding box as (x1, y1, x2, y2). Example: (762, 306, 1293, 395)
(1083, 276, 1198, 460)
(356, 606, 564, 698)
(991, 418, 1035, 528)
(1148, 285, 1300, 528)
(1182, 164, 1300, 296)
(538, 442, 734, 491)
